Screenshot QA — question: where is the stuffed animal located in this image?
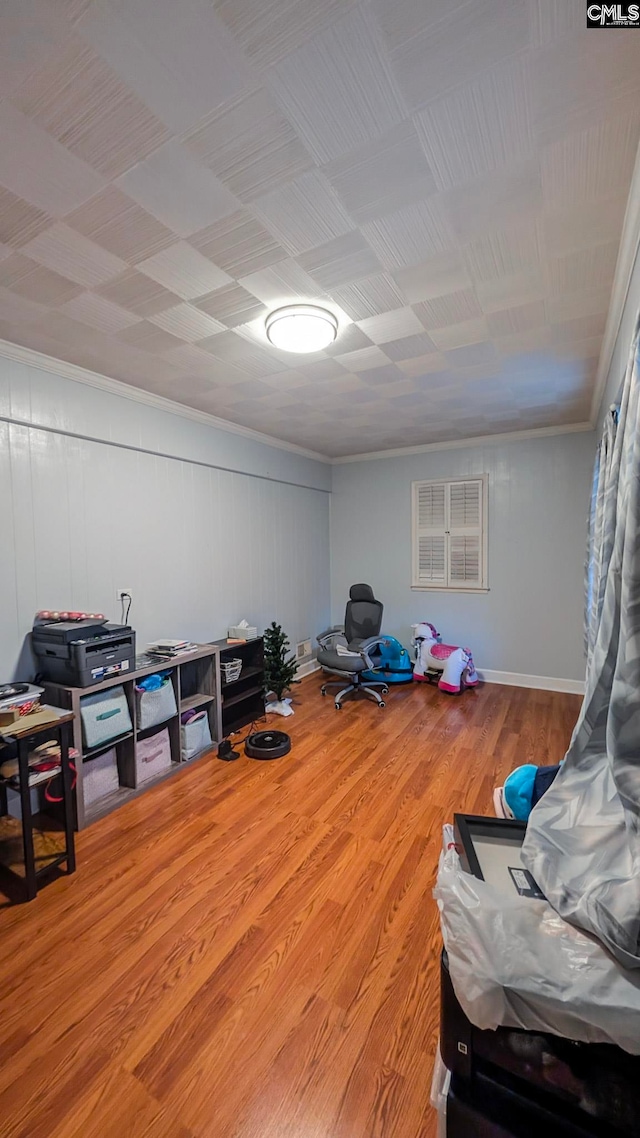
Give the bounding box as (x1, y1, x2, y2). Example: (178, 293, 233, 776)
(412, 622, 478, 693)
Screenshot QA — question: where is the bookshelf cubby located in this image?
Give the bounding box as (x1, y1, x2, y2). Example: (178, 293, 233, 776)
(43, 644, 221, 829)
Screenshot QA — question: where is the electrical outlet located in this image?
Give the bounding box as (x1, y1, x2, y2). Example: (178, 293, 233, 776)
(116, 587, 133, 602)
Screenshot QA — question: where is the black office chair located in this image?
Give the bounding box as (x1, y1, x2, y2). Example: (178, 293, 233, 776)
(316, 583, 390, 709)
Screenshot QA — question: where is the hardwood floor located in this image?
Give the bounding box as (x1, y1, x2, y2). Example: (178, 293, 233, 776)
(0, 675, 581, 1138)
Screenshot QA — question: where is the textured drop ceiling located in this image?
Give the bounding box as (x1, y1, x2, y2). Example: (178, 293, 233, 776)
(0, 0, 639, 457)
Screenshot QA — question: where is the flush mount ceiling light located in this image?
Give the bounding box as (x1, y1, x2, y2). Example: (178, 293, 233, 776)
(265, 304, 338, 353)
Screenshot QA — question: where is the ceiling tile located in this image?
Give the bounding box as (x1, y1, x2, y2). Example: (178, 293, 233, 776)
(251, 170, 353, 257)
(20, 223, 126, 287)
(529, 0, 585, 47)
(324, 324, 373, 355)
(184, 88, 314, 204)
(137, 242, 232, 301)
(387, 0, 531, 112)
(430, 318, 491, 352)
(486, 300, 547, 338)
(530, 33, 640, 146)
(0, 253, 82, 305)
(392, 250, 472, 305)
(414, 57, 533, 191)
(444, 339, 497, 368)
(268, 5, 406, 164)
(541, 115, 640, 208)
(323, 121, 436, 224)
(65, 186, 175, 262)
(199, 328, 284, 377)
(0, 0, 70, 100)
(116, 320, 185, 353)
(0, 102, 105, 216)
(447, 158, 543, 244)
(95, 269, 181, 317)
(331, 272, 405, 320)
(383, 331, 438, 361)
(161, 342, 247, 381)
(397, 352, 450, 377)
(0, 284, 48, 325)
(361, 197, 455, 270)
(77, 0, 256, 134)
(59, 291, 141, 333)
(542, 195, 627, 257)
(195, 283, 267, 327)
(117, 141, 239, 237)
(12, 37, 171, 179)
(189, 209, 287, 277)
(335, 345, 391, 370)
(214, 0, 357, 69)
(550, 287, 612, 324)
(464, 220, 541, 284)
(356, 306, 424, 344)
(297, 231, 382, 290)
(0, 186, 53, 249)
(149, 303, 226, 342)
(357, 363, 405, 386)
(414, 289, 482, 330)
(546, 242, 619, 297)
(238, 259, 327, 306)
(551, 312, 607, 344)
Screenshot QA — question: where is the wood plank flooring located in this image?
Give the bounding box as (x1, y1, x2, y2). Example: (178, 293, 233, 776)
(0, 675, 581, 1138)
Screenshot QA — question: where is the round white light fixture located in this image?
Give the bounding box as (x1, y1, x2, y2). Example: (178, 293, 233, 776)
(265, 304, 338, 353)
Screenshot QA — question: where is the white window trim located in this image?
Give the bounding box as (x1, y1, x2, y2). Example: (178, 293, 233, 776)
(411, 474, 489, 592)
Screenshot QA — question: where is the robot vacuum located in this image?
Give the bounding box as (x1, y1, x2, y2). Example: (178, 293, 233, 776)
(244, 730, 291, 760)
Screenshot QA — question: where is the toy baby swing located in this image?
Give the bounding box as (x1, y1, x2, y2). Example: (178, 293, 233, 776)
(412, 622, 478, 693)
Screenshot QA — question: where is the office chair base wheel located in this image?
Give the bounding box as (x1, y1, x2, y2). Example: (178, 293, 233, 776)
(321, 687, 327, 695)
(379, 701, 385, 708)
(381, 686, 389, 695)
(335, 702, 342, 709)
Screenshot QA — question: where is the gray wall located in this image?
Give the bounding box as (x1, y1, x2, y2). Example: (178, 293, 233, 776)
(330, 430, 596, 682)
(597, 246, 640, 433)
(0, 356, 331, 679)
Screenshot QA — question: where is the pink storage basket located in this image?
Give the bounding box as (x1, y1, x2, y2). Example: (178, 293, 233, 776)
(136, 727, 172, 784)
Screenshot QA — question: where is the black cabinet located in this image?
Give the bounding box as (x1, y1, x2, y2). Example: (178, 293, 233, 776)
(211, 638, 265, 736)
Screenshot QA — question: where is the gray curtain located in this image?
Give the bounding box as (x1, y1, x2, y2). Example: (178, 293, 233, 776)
(523, 324, 640, 970)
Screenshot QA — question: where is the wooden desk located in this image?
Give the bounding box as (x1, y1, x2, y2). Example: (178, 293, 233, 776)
(0, 708, 76, 901)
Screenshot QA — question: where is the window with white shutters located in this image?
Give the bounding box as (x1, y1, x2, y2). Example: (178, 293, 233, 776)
(411, 476, 488, 590)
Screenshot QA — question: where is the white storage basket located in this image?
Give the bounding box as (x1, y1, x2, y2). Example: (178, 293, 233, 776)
(83, 747, 119, 807)
(228, 625, 257, 640)
(135, 674, 177, 730)
(80, 686, 132, 750)
(221, 658, 243, 683)
(181, 711, 212, 761)
(136, 727, 172, 784)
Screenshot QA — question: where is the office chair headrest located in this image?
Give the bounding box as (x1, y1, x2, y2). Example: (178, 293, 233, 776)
(349, 583, 376, 602)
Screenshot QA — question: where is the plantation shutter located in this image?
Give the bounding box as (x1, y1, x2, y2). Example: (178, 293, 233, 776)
(448, 479, 483, 589)
(413, 481, 446, 585)
(412, 477, 487, 589)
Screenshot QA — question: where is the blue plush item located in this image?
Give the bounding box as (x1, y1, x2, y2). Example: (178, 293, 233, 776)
(137, 671, 169, 692)
(503, 763, 538, 821)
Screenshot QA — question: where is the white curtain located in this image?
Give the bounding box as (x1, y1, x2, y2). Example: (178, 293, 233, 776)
(523, 324, 640, 970)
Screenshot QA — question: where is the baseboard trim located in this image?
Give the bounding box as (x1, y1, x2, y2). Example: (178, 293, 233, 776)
(296, 659, 320, 678)
(477, 669, 585, 694)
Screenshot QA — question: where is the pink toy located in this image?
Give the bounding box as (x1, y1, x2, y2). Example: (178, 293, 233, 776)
(412, 622, 478, 694)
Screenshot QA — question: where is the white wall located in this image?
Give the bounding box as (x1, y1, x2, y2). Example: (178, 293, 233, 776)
(330, 430, 596, 684)
(0, 354, 331, 679)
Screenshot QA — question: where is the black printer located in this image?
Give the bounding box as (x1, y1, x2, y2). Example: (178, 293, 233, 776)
(32, 619, 136, 687)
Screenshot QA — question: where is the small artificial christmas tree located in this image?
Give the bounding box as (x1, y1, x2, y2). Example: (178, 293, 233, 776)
(263, 621, 298, 702)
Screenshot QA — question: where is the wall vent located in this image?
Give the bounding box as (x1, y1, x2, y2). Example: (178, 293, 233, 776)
(297, 638, 312, 660)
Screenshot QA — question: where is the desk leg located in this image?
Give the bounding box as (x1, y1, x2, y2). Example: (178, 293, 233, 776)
(18, 736, 37, 901)
(60, 723, 76, 874)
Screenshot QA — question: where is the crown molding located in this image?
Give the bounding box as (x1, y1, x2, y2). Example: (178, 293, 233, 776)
(590, 137, 640, 426)
(331, 421, 594, 463)
(0, 338, 331, 465)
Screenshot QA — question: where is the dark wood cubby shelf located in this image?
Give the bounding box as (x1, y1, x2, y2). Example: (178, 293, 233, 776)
(211, 638, 265, 736)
